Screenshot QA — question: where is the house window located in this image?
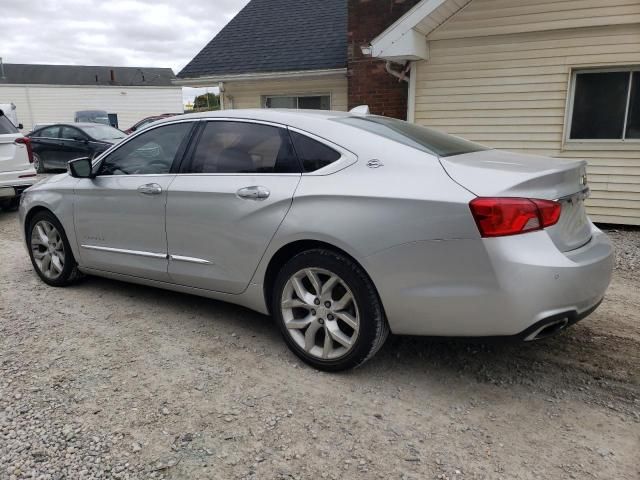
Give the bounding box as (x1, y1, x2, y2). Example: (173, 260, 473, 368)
(569, 68, 640, 141)
(263, 95, 331, 110)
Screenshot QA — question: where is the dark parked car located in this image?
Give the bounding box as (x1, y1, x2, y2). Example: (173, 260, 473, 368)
(28, 123, 126, 173)
(124, 113, 180, 134)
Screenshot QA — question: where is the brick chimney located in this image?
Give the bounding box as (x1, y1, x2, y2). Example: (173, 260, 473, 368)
(348, 0, 422, 119)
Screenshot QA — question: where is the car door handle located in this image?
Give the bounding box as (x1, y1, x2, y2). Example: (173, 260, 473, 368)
(237, 186, 270, 200)
(137, 183, 163, 195)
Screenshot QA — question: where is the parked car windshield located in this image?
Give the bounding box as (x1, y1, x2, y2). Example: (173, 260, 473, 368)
(81, 125, 126, 142)
(335, 115, 489, 157)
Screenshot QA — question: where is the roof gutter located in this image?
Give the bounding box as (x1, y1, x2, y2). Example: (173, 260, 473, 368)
(173, 68, 347, 86)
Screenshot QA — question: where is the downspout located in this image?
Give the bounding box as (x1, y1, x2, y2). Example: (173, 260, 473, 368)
(385, 61, 411, 83)
(407, 61, 417, 123)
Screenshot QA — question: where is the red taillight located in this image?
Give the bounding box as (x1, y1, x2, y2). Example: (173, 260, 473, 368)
(14, 137, 34, 163)
(469, 197, 561, 238)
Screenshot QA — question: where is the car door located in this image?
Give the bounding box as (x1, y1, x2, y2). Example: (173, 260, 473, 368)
(31, 125, 62, 169)
(166, 120, 301, 294)
(73, 121, 196, 281)
(59, 126, 91, 165)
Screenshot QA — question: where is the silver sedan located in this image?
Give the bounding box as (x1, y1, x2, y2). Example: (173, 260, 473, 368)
(18, 110, 614, 371)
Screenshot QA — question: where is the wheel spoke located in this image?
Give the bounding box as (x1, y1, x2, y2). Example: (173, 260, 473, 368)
(41, 253, 52, 274)
(282, 298, 310, 310)
(322, 331, 333, 359)
(286, 315, 314, 330)
(332, 292, 353, 312)
(327, 324, 353, 349)
(35, 225, 49, 245)
(291, 275, 316, 305)
(304, 321, 321, 352)
(32, 249, 47, 260)
(305, 269, 322, 296)
(51, 254, 64, 273)
(334, 311, 358, 330)
(320, 274, 339, 297)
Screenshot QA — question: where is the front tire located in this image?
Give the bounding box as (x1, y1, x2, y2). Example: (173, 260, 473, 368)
(27, 211, 82, 286)
(272, 249, 389, 371)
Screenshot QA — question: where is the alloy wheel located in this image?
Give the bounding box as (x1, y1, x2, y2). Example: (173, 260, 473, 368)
(281, 268, 360, 360)
(30, 220, 65, 280)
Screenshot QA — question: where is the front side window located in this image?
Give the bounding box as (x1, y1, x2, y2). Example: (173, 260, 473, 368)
(187, 121, 299, 174)
(38, 126, 61, 138)
(264, 95, 331, 110)
(569, 69, 640, 140)
(98, 123, 192, 176)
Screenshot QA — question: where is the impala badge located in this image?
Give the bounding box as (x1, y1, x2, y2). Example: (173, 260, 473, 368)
(367, 159, 384, 169)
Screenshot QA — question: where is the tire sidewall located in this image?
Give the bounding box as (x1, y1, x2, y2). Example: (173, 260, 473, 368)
(272, 249, 385, 371)
(33, 154, 44, 173)
(27, 211, 77, 286)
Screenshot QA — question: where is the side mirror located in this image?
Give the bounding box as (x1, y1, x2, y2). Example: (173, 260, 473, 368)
(68, 157, 94, 178)
(18, 123, 24, 130)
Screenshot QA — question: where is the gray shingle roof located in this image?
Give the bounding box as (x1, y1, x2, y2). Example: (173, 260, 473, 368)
(178, 0, 347, 79)
(0, 64, 176, 87)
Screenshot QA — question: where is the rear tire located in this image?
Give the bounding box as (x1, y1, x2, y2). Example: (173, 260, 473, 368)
(27, 210, 82, 286)
(272, 249, 389, 371)
(33, 153, 45, 173)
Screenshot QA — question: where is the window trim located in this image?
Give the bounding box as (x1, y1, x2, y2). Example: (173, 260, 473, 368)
(565, 66, 640, 144)
(262, 93, 332, 110)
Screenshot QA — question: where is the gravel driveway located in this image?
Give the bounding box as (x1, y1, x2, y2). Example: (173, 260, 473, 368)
(1, 205, 638, 480)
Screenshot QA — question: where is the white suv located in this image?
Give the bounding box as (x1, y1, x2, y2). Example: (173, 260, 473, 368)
(0, 111, 37, 209)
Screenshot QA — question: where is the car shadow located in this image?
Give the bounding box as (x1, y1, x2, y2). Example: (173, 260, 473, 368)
(72, 274, 639, 411)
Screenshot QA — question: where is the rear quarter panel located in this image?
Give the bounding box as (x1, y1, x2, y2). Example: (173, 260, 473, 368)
(251, 138, 478, 288)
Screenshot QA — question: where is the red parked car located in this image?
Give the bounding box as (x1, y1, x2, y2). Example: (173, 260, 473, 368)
(124, 114, 181, 134)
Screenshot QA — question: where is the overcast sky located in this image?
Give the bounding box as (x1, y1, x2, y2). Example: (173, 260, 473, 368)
(1, 0, 251, 103)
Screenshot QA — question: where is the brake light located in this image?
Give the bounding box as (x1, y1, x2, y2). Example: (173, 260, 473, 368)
(14, 137, 34, 163)
(469, 197, 561, 238)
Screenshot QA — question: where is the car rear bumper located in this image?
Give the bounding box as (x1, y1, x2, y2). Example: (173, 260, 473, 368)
(366, 222, 613, 337)
(0, 168, 38, 198)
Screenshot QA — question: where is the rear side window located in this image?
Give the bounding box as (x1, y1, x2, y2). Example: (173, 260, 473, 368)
(290, 131, 341, 172)
(0, 115, 18, 134)
(38, 126, 61, 138)
(187, 121, 299, 174)
(335, 116, 488, 157)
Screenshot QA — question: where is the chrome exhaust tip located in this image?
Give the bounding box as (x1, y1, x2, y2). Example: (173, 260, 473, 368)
(524, 317, 570, 341)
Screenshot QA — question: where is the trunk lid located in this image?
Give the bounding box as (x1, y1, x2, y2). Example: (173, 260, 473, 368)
(440, 150, 592, 252)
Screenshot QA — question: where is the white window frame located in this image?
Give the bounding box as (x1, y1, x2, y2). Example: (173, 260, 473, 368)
(565, 66, 640, 144)
(262, 93, 332, 110)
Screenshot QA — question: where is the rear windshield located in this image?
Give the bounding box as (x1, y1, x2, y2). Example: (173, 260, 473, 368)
(0, 115, 18, 134)
(335, 116, 488, 157)
(81, 125, 126, 142)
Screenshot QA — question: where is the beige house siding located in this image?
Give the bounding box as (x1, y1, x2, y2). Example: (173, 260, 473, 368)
(221, 75, 348, 111)
(414, 1, 640, 225)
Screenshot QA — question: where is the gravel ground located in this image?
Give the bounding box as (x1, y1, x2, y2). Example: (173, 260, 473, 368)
(0, 205, 638, 480)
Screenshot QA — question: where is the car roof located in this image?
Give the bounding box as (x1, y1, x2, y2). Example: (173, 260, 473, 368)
(162, 109, 353, 124)
(36, 123, 114, 129)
